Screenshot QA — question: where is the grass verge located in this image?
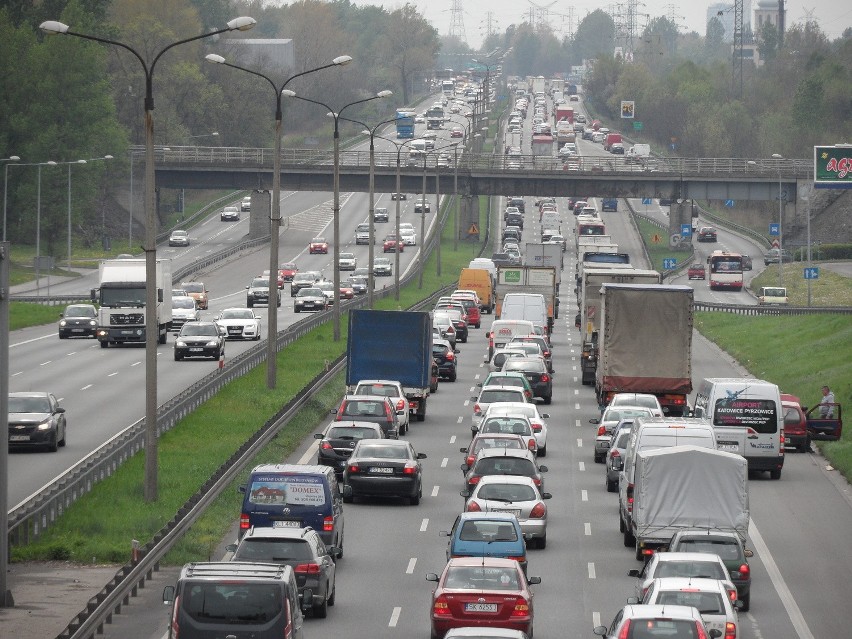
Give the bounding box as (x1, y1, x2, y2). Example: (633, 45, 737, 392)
(634, 216, 692, 271)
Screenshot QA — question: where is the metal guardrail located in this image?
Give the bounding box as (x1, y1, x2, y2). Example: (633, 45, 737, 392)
(694, 301, 852, 315)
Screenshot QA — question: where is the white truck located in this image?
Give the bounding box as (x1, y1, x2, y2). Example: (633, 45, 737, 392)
(495, 266, 559, 334)
(631, 445, 749, 561)
(93, 258, 172, 347)
(524, 242, 563, 288)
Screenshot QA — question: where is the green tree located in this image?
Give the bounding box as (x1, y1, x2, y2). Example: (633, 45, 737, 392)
(758, 20, 779, 62)
(705, 16, 727, 61)
(573, 10, 615, 62)
(380, 3, 439, 105)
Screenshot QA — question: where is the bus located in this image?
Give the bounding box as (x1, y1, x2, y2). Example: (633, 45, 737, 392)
(441, 79, 455, 96)
(707, 250, 744, 291)
(576, 217, 606, 238)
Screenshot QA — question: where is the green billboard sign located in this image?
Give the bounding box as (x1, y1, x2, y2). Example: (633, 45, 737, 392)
(814, 145, 852, 189)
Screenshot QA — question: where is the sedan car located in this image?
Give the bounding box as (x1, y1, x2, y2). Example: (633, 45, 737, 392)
(433, 338, 458, 382)
(220, 206, 240, 221)
(450, 127, 464, 138)
(373, 257, 393, 277)
(314, 421, 385, 476)
(641, 577, 741, 638)
(168, 229, 189, 247)
(628, 551, 738, 604)
(343, 438, 426, 505)
(590, 406, 654, 463)
(294, 287, 329, 313)
(348, 275, 368, 295)
(461, 475, 552, 549)
(170, 296, 200, 332)
(352, 379, 411, 430)
(383, 233, 405, 253)
(460, 433, 528, 470)
(226, 526, 338, 619)
(390, 192, 407, 200)
(688, 263, 707, 279)
(180, 281, 209, 310)
(246, 277, 281, 307)
(443, 511, 528, 569)
(338, 252, 357, 271)
(240, 196, 251, 212)
(594, 604, 715, 639)
(426, 557, 539, 639)
(414, 198, 431, 213)
(290, 271, 322, 296)
(173, 321, 226, 361)
(501, 357, 553, 404)
(478, 404, 549, 457)
(58, 303, 98, 339)
(309, 237, 329, 254)
(697, 226, 718, 242)
(8, 391, 67, 452)
(215, 307, 261, 340)
(475, 415, 538, 457)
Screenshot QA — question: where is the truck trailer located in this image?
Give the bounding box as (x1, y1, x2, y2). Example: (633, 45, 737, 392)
(495, 266, 559, 333)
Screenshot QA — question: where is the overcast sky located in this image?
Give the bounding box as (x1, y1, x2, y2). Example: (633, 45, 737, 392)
(341, 1, 851, 50)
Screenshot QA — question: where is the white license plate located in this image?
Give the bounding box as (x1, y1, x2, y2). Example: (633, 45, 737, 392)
(71, 329, 84, 332)
(492, 508, 520, 516)
(272, 520, 301, 528)
(370, 467, 393, 474)
(10, 435, 30, 442)
(719, 444, 739, 452)
(465, 603, 497, 613)
(189, 347, 203, 352)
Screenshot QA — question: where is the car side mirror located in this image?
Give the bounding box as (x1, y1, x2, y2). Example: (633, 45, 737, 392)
(426, 573, 439, 582)
(330, 408, 339, 414)
(709, 631, 722, 639)
(540, 413, 550, 419)
(454, 349, 460, 354)
(245, 285, 249, 289)
(593, 626, 608, 637)
(439, 530, 451, 537)
(527, 576, 541, 585)
(589, 418, 600, 424)
(238, 485, 246, 494)
(744, 548, 753, 558)
(627, 568, 641, 577)
(225, 543, 237, 553)
(162, 585, 175, 604)
(460, 464, 469, 472)
(459, 447, 468, 453)
(626, 596, 639, 604)
(541, 492, 552, 499)
(538, 465, 548, 472)
(313, 433, 324, 439)
(417, 452, 427, 459)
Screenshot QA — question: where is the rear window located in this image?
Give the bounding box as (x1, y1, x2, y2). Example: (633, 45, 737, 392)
(476, 483, 537, 502)
(246, 475, 327, 508)
(655, 561, 727, 580)
(713, 397, 778, 433)
(444, 565, 520, 590)
(233, 538, 312, 562)
(655, 591, 725, 614)
(675, 539, 742, 561)
(459, 520, 519, 542)
(472, 438, 524, 454)
(339, 399, 387, 418)
(783, 406, 804, 427)
(480, 418, 532, 436)
(355, 383, 398, 397)
(479, 389, 525, 404)
(626, 619, 699, 637)
(181, 582, 282, 624)
(327, 426, 378, 440)
(474, 457, 534, 476)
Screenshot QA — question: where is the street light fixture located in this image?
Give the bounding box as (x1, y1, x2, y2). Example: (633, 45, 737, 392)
(285, 90, 393, 341)
(771, 153, 784, 288)
(41, 14, 257, 503)
(418, 141, 460, 288)
(2, 156, 21, 242)
(205, 53, 351, 388)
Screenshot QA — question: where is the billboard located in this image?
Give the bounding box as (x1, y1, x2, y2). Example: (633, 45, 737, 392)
(621, 101, 635, 119)
(814, 145, 852, 189)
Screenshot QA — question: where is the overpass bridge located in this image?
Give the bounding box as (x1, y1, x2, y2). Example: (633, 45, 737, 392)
(151, 145, 812, 203)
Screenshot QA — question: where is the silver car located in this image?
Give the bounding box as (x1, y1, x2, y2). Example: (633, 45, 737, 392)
(627, 552, 738, 604)
(590, 406, 654, 463)
(460, 475, 552, 549)
(640, 577, 741, 638)
(605, 423, 633, 492)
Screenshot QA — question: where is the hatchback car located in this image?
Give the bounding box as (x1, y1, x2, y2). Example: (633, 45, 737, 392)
(214, 307, 261, 340)
(58, 303, 98, 339)
(170, 296, 200, 332)
(433, 315, 457, 349)
(220, 205, 240, 221)
(501, 357, 553, 404)
(348, 275, 368, 295)
(434, 309, 468, 344)
(332, 394, 402, 438)
(343, 439, 426, 505)
(487, 346, 527, 373)
(475, 414, 538, 456)
(443, 512, 528, 570)
(461, 476, 552, 549)
(227, 526, 339, 618)
(383, 233, 405, 253)
(174, 321, 226, 361)
(373, 207, 389, 222)
(309, 237, 329, 254)
(373, 257, 393, 277)
(290, 271, 322, 296)
(180, 281, 209, 309)
(688, 263, 707, 279)
(697, 226, 718, 242)
(168, 229, 189, 246)
(509, 335, 553, 372)
(8, 391, 67, 452)
(590, 406, 655, 463)
(594, 604, 717, 639)
(628, 551, 738, 605)
(240, 196, 252, 212)
(414, 198, 431, 213)
(462, 448, 548, 494)
(314, 422, 385, 475)
(460, 433, 528, 471)
(479, 372, 534, 401)
(781, 393, 809, 452)
(353, 380, 411, 431)
(433, 339, 459, 382)
(427, 557, 539, 639)
(399, 223, 417, 245)
(478, 404, 549, 456)
(471, 386, 529, 430)
(246, 277, 281, 307)
(451, 296, 481, 328)
(640, 577, 740, 638)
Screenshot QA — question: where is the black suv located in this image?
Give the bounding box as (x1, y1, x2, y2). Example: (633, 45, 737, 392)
(505, 212, 524, 230)
(331, 395, 402, 437)
(508, 196, 525, 214)
(227, 526, 339, 619)
(432, 338, 458, 382)
(314, 422, 385, 475)
(246, 277, 281, 307)
(291, 271, 323, 296)
(501, 356, 553, 404)
(174, 321, 226, 361)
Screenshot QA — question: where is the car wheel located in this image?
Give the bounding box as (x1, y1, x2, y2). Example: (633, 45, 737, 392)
(606, 477, 618, 493)
(342, 490, 353, 504)
(538, 445, 547, 458)
(59, 333, 67, 339)
(449, 370, 457, 382)
(254, 334, 261, 341)
(313, 593, 328, 619)
(247, 301, 253, 308)
(740, 592, 750, 612)
(619, 514, 626, 533)
(276, 298, 281, 307)
(594, 453, 603, 463)
(544, 395, 552, 405)
(536, 536, 546, 550)
(174, 353, 182, 361)
(624, 527, 635, 547)
(59, 424, 67, 447)
(48, 433, 58, 453)
(294, 308, 300, 313)
(769, 468, 782, 480)
(410, 484, 421, 506)
(327, 580, 336, 606)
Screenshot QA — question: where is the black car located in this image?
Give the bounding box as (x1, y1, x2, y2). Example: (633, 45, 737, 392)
(697, 226, 718, 242)
(373, 207, 389, 222)
(501, 357, 553, 404)
(314, 422, 386, 475)
(462, 448, 547, 494)
(342, 439, 427, 505)
(227, 526, 339, 618)
(490, 252, 515, 267)
(332, 394, 402, 437)
(509, 335, 553, 372)
(348, 275, 368, 295)
(246, 277, 281, 307)
(432, 338, 458, 382)
(8, 391, 67, 452)
(508, 196, 525, 214)
(58, 303, 98, 339)
(505, 212, 524, 230)
(390, 192, 407, 200)
(174, 321, 226, 361)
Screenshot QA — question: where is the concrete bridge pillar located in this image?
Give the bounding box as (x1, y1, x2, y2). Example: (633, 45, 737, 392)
(249, 190, 272, 241)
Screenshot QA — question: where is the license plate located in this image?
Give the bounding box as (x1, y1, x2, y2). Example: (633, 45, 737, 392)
(189, 347, 203, 352)
(228, 328, 241, 334)
(10, 435, 30, 442)
(370, 467, 393, 474)
(272, 520, 301, 528)
(465, 603, 497, 613)
(71, 329, 84, 332)
(492, 508, 520, 516)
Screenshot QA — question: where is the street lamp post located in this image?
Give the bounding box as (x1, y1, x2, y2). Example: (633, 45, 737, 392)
(286, 90, 393, 340)
(2, 156, 21, 242)
(772, 153, 784, 288)
(41, 14, 257, 503)
(36, 161, 57, 293)
(65, 155, 113, 269)
(205, 54, 351, 388)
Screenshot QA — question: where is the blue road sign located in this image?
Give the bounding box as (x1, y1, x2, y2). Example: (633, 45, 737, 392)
(769, 223, 780, 236)
(663, 258, 677, 269)
(725, 199, 735, 207)
(641, 197, 652, 205)
(804, 267, 820, 280)
(680, 224, 692, 236)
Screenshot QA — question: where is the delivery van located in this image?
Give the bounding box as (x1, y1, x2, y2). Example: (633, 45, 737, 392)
(691, 377, 784, 479)
(486, 319, 535, 360)
(603, 132, 622, 151)
(458, 267, 495, 313)
(499, 293, 548, 332)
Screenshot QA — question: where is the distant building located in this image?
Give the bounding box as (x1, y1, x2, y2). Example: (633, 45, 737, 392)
(706, 2, 753, 42)
(222, 38, 295, 75)
(754, 0, 779, 37)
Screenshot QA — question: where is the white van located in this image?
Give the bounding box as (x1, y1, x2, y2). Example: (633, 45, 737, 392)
(618, 417, 717, 543)
(486, 319, 535, 360)
(469, 258, 496, 280)
(691, 377, 784, 479)
(499, 293, 548, 330)
(540, 210, 561, 231)
(410, 139, 428, 152)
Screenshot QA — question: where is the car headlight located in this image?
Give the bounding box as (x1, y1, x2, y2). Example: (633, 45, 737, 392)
(175, 340, 187, 347)
(205, 340, 219, 347)
(89, 320, 97, 327)
(59, 320, 67, 327)
(37, 419, 53, 431)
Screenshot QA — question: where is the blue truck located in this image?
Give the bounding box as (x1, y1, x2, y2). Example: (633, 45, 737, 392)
(601, 198, 618, 212)
(395, 109, 415, 139)
(346, 309, 433, 421)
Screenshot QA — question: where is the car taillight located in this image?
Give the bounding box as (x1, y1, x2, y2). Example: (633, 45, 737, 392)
(467, 501, 481, 512)
(338, 400, 348, 415)
(466, 455, 475, 466)
(728, 588, 737, 602)
(403, 463, 417, 475)
(323, 516, 334, 532)
(528, 439, 536, 451)
(469, 475, 481, 485)
(724, 622, 737, 639)
(597, 425, 607, 437)
(447, 326, 455, 334)
(510, 598, 529, 617)
(239, 513, 250, 530)
(171, 594, 180, 636)
(295, 563, 321, 574)
(695, 621, 709, 639)
(396, 399, 406, 412)
(529, 502, 546, 518)
(541, 374, 550, 383)
(737, 563, 750, 579)
(532, 477, 541, 486)
(532, 424, 542, 432)
(627, 484, 634, 512)
(474, 403, 481, 414)
(348, 464, 360, 473)
(617, 620, 631, 639)
(543, 351, 550, 358)
(446, 352, 455, 361)
(320, 441, 333, 450)
(779, 429, 785, 455)
(433, 596, 451, 616)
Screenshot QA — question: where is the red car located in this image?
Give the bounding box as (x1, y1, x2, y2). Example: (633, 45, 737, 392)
(782, 393, 809, 452)
(427, 557, 539, 638)
(338, 286, 355, 300)
(383, 234, 405, 253)
(278, 262, 298, 283)
(309, 237, 329, 254)
(687, 263, 706, 280)
(450, 127, 464, 138)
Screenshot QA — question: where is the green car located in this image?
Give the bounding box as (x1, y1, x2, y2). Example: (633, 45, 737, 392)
(479, 371, 534, 401)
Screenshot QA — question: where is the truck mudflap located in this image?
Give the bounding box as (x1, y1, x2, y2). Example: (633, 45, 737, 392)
(407, 395, 427, 422)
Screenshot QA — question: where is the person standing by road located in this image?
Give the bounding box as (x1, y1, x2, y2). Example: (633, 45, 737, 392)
(818, 385, 836, 418)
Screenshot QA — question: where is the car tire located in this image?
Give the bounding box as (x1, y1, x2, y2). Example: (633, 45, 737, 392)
(48, 433, 58, 453)
(327, 580, 336, 606)
(740, 592, 750, 612)
(342, 490, 353, 504)
(100, 341, 110, 348)
(247, 301, 253, 308)
(174, 353, 182, 361)
(544, 395, 552, 405)
(606, 477, 618, 493)
(254, 334, 261, 341)
(769, 468, 782, 480)
(276, 298, 281, 308)
(449, 370, 457, 382)
(410, 484, 421, 506)
(619, 514, 626, 533)
(538, 445, 546, 458)
(59, 333, 67, 339)
(624, 527, 635, 547)
(294, 308, 300, 313)
(594, 453, 603, 464)
(313, 594, 328, 619)
(537, 536, 546, 550)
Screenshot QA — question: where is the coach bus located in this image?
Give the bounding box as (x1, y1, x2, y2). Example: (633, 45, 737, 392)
(707, 250, 744, 291)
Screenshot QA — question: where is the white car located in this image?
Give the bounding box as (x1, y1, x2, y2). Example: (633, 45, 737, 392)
(398, 223, 417, 245)
(461, 475, 551, 548)
(315, 281, 338, 304)
(608, 393, 664, 417)
(470, 386, 529, 431)
(640, 577, 741, 638)
(168, 229, 189, 247)
(215, 307, 261, 341)
(480, 403, 550, 456)
(628, 552, 738, 603)
(240, 196, 251, 212)
(338, 252, 357, 270)
(171, 296, 200, 332)
(352, 379, 411, 431)
(590, 405, 655, 463)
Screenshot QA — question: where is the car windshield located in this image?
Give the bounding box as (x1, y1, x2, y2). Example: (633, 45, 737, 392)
(480, 418, 532, 436)
(311, 238, 325, 243)
(233, 538, 312, 562)
(476, 483, 537, 502)
(64, 305, 96, 318)
(251, 279, 268, 288)
(655, 561, 727, 580)
(357, 444, 409, 459)
(173, 298, 196, 309)
(171, 231, 186, 237)
(340, 253, 355, 260)
(281, 263, 296, 270)
(443, 566, 520, 591)
(181, 324, 217, 337)
(182, 283, 203, 293)
(220, 309, 253, 319)
(624, 619, 702, 637)
(9, 396, 51, 413)
(298, 288, 323, 297)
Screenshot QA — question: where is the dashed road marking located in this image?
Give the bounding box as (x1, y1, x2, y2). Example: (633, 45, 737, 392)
(431, 486, 440, 497)
(581, 489, 588, 502)
(420, 519, 429, 532)
(441, 457, 448, 468)
(389, 606, 401, 627)
(406, 558, 417, 574)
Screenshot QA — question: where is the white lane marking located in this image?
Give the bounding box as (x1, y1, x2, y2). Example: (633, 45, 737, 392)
(389, 606, 401, 627)
(585, 523, 592, 536)
(297, 444, 315, 465)
(431, 486, 440, 497)
(108, 372, 118, 377)
(450, 435, 457, 443)
(588, 563, 596, 579)
(749, 521, 816, 639)
(406, 558, 417, 574)
(574, 376, 578, 383)
(463, 400, 470, 407)
(10, 333, 54, 348)
(575, 403, 581, 410)
(579, 462, 585, 472)
(131, 361, 142, 367)
(577, 438, 583, 448)
(474, 373, 480, 380)
(40, 360, 52, 366)
(441, 457, 448, 468)
(420, 519, 429, 532)
(573, 365, 577, 371)
(457, 416, 463, 424)
(80, 384, 92, 391)
(593, 612, 601, 627)
(581, 489, 588, 502)
(575, 419, 581, 427)
(574, 389, 579, 395)
(469, 386, 476, 392)
(11, 371, 22, 377)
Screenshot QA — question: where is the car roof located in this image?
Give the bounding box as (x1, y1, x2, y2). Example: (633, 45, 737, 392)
(620, 604, 704, 621)
(651, 552, 727, 564)
(447, 556, 520, 568)
(9, 391, 50, 398)
(242, 526, 315, 541)
(457, 511, 524, 523)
